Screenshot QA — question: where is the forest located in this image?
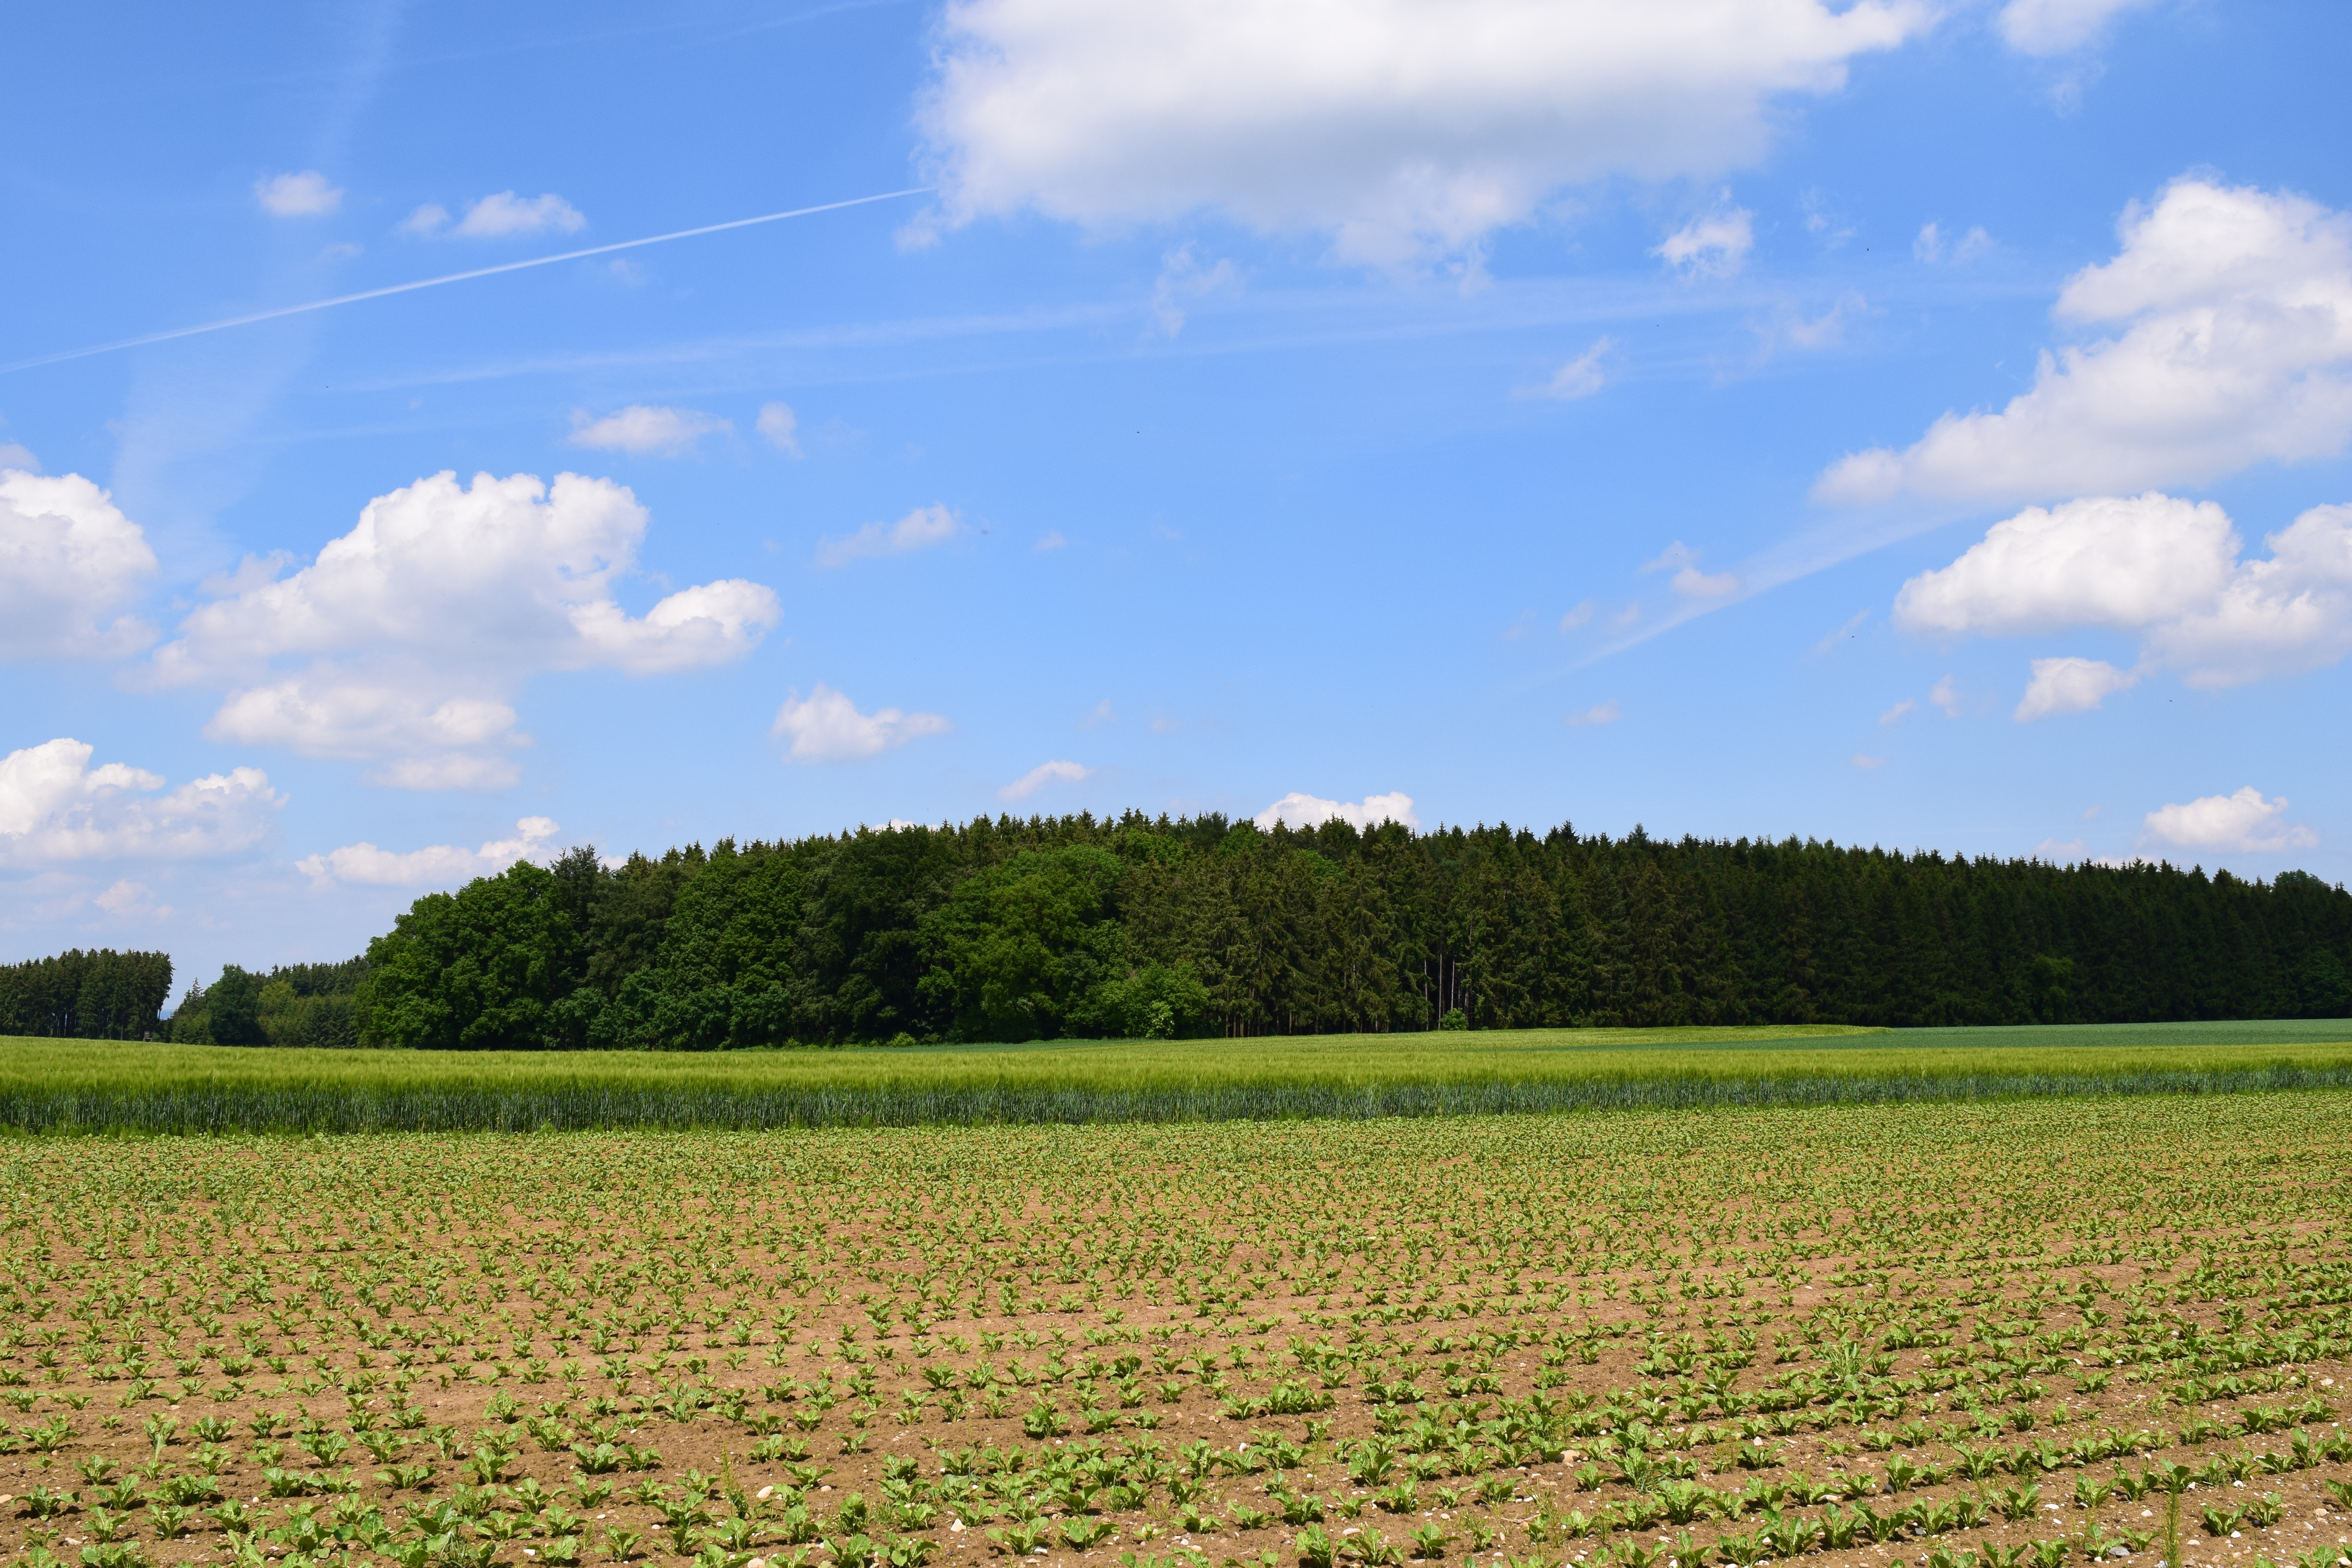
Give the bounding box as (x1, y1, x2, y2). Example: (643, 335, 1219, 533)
(0, 947, 174, 1040)
(140, 811, 2352, 1049)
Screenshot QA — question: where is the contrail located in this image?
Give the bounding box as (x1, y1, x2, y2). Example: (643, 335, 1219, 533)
(0, 187, 931, 376)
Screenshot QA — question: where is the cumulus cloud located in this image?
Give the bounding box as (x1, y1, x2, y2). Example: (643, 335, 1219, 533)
(143, 470, 778, 786)
(915, 0, 1929, 267)
(771, 685, 950, 763)
(1656, 207, 1755, 278)
(1517, 337, 1612, 401)
(253, 170, 343, 216)
(296, 815, 560, 887)
(1896, 492, 2352, 693)
(0, 469, 158, 658)
(1254, 791, 1421, 832)
(1898, 494, 2234, 636)
(568, 405, 731, 456)
(2014, 656, 2139, 720)
(1819, 178, 2352, 505)
(815, 505, 962, 568)
(2143, 786, 2317, 854)
(1642, 541, 1740, 598)
(0, 738, 283, 866)
(755, 402, 802, 456)
(401, 192, 585, 239)
(1996, 0, 2159, 55)
(1000, 759, 1092, 800)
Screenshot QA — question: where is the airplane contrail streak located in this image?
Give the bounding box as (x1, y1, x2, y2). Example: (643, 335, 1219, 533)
(0, 187, 931, 376)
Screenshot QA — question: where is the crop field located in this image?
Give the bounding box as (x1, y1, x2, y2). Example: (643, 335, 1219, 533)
(2, 1092, 2350, 1568)
(3, 1022, 2351, 1132)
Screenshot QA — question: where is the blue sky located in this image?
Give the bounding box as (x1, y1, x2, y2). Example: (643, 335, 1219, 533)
(5, 0, 2351, 986)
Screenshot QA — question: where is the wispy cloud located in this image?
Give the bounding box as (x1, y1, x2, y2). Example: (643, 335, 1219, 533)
(815, 505, 961, 568)
(254, 171, 343, 216)
(1515, 337, 1612, 400)
(1000, 759, 1091, 800)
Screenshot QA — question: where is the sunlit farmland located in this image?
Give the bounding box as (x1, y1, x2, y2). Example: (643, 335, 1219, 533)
(2, 1092, 2350, 1568)
(2, 1022, 2352, 1132)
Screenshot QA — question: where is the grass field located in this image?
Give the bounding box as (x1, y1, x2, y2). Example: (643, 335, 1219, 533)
(0, 1092, 2347, 1568)
(0, 1020, 2349, 1133)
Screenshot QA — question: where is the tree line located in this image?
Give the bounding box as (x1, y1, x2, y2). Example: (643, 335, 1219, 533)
(168, 957, 371, 1047)
(278, 812, 2352, 1047)
(14, 813, 2346, 1050)
(0, 949, 174, 1040)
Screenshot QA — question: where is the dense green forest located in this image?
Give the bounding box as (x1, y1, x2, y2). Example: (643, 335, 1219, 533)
(0, 949, 174, 1040)
(154, 812, 2352, 1049)
(166, 956, 373, 1047)
(12, 814, 2346, 1050)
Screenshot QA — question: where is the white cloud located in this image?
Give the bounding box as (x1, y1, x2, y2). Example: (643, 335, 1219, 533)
(1996, 0, 2160, 55)
(1656, 207, 1755, 278)
(1000, 759, 1092, 800)
(402, 192, 586, 239)
(2143, 786, 2317, 854)
(771, 685, 950, 763)
(568, 405, 731, 456)
(1642, 541, 1741, 597)
(756, 402, 802, 456)
(2015, 656, 2138, 720)
(815, 505, 963, 568)
(0, 739, 283, 866)
(1254, 791, 1421, 832)
(1078, 698, 1114, 727)
(365, 753, 525, 792)
(1897, 492, 2352, 693)
(1929, 674, 1961, 716)
(1819, 178, 2352, 505)
(253, 170, 343, 217)
(2031, 837, 2088, 862)
(1898, 493, 2234, 636)
(1517, 337, 1612, 401)
(1150, 244, 1239, 335)
(0, 469, 158, 658)
(1878, 698, 1916, 724)
(1034, 530, 1067, 552)
(1564, 701, 1622, 727)
(143, 470, 778, 786)
(297, 816, 561, 887)
(1757, 292, 1869, 355)
(1913, 222, 1992, 265)
(94, 879, 169, 919)
(915, 0, 1929, 267)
